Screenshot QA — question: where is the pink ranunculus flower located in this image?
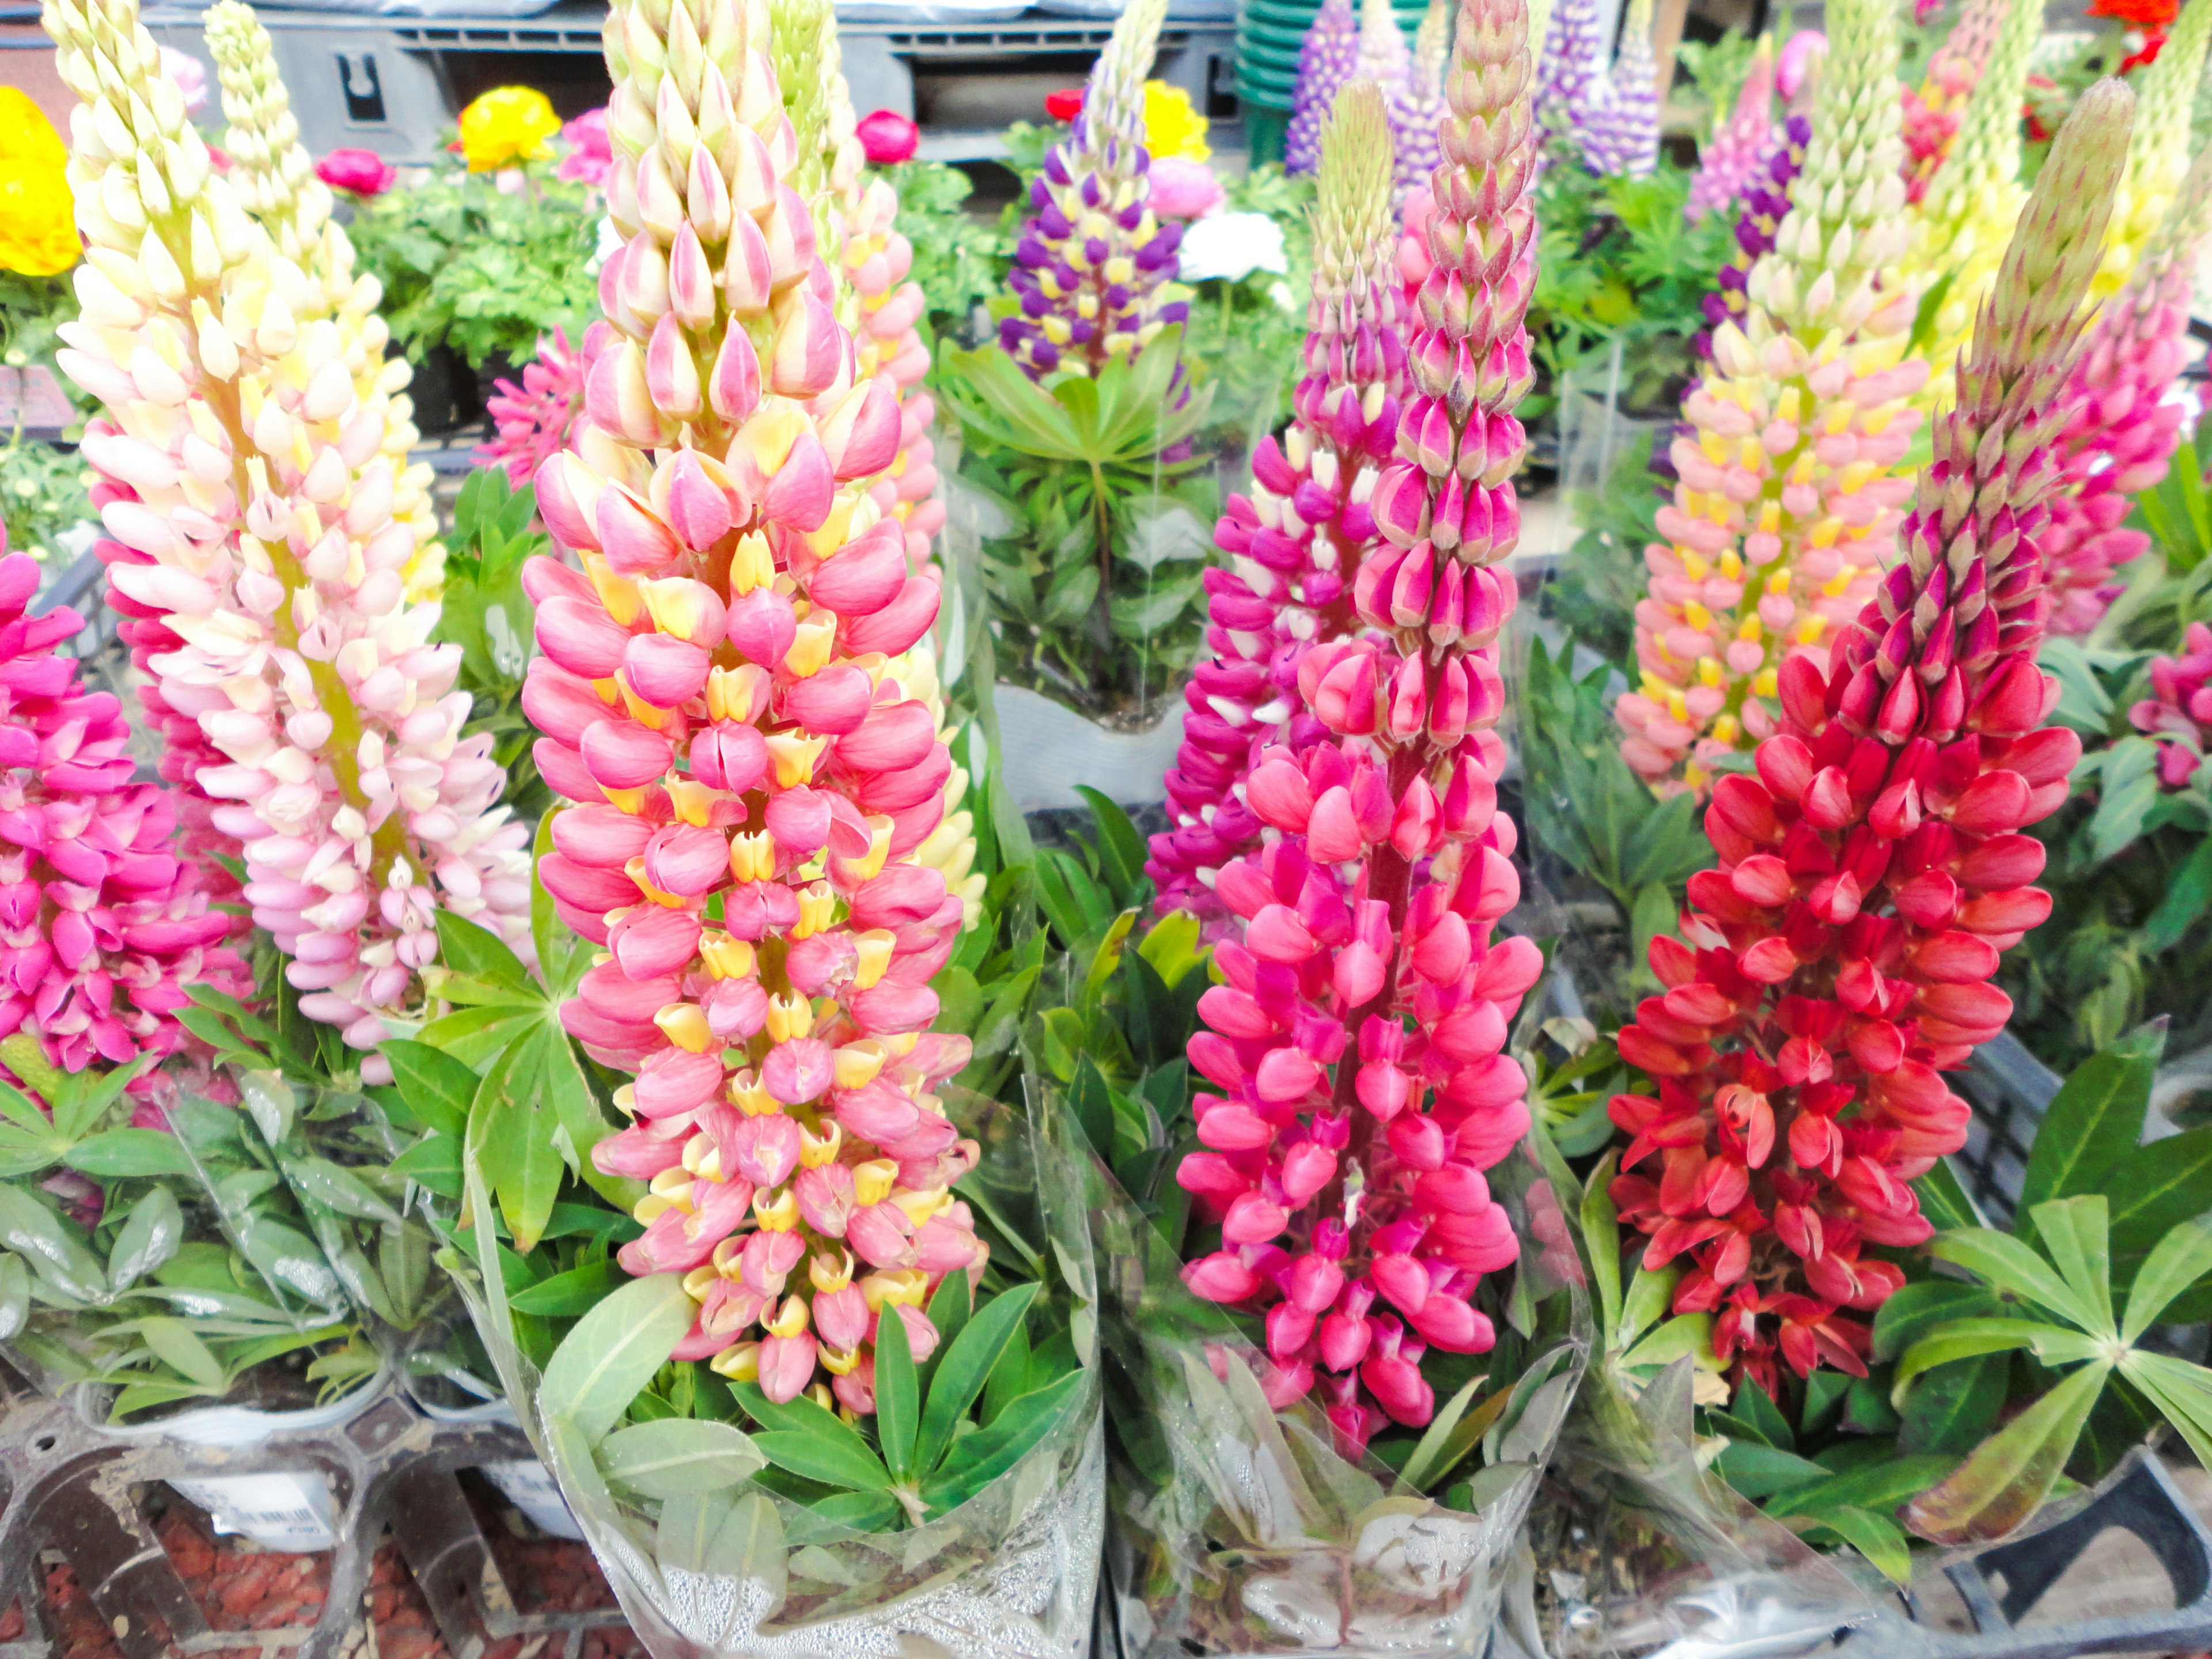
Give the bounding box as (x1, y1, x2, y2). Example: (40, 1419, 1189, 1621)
(1149, 155, 1225, 219)
(316, 147, 397, 197)
(556, 107, 612, 187)
(856, 109, 919, 165)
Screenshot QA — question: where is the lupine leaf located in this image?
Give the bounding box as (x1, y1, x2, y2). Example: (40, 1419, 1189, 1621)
(2029, 1196, 2115, 1338)
(1904, 1361, 2109, 1544)
(916, 1283, 1037, 1474)
(2121, 1213, 2212, 1344)
(1929, 1229, 2104, 1331)
(1893, 1319, 2093, 1404)
(2018, 1026, 2163, 1223)
(539, 1272, 696, 1443)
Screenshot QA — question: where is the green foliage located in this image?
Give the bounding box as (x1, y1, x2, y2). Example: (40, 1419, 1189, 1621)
(0, 270, 88, 415)
(1547, 427, 1664, 666)
(1176, 166, 1316, 459)
(0, 428, 90, 567)
(347, 167, 600, 369)
(885, 161, 1009, 335)
(1672, 32, 1763, 141)
(437, 468, 551, 819)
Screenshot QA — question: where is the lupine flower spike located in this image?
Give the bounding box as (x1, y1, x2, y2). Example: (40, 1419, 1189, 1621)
(1607, 81, 2133, 1395)
(1693, 112, 1810, 359)
(2095, 0, 2212, 302)
(1173, 0, 1544, 1450)
(1687, 36, 1775, 222)
(532, 0, 983, 1414)
(2044, 143, 2212, 634)
(1578, 0, 1660, 178)
(2132, 622, 2212, 787)
(51, 0, 533, 1061)
(484, 327, 597, 487)
(0, 528, 251, 1071)
(1899, 0, 2006, 206)
(1388, 0, 1449, 202)
(1616, 0, 1926, 790)
(999, 0, 1189, 378)
(1354, 0, 1412, 98)
(1148, 80, 1408, 931)
(1902, 0, 2040, 412)
(1287, 0, 1359, 177)
(1533, 0, 1604, 151)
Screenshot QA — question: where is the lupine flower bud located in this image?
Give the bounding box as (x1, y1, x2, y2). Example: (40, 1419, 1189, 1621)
(1173, 0, 1541, 1454)
(1617, 0, 1926, 791)
(1149, 81, 1408, 930)
(546, 0, 982, 1415)
(1607, 81, 2130, 1398)
(1687, 37, 1774, 222)
(1286, 0, 1359, 176)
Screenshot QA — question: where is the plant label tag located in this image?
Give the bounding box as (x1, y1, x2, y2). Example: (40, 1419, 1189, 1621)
(166, 1472, 340, 1552)
(482, 1459, 586, 1540)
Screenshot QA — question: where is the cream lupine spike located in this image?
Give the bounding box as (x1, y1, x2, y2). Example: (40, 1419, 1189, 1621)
(1902, 0, 2039, 412)
(44, 0, 533, 1059)
(1613, 0, 1927, 790)
(203, 1, 442, 602)
(2097, 0, 2212, 303)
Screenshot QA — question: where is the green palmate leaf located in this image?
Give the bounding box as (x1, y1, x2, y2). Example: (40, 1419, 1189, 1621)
(1801, 1504, 1912, 1584)
(1873, 1279, 2003, 1361)
(509, 1259, 624, 1317)
(284, 1156, 403, 1226)
(922, 1369, 1084, 1512)
(1929, 1228, 2105, 1332)
(540, 1272, 697, 1443)
(0, 1187, 105, 1299)
(0, 1255, 26, 1340)
(2087, 737, 2162, 862)
(435, 908, 533, 991)
(1581, 1152, 1623, 1342)
(1711, 1442, 1831, 1499)
(2018, 1026, 2164, 1222)
(381, 1039, 478, 1138)
(1402, 1374, 1492, 1493)
(1893, 1319, 2093, 1404)
(875, 1301, 919, 1483)
(1734, 1377, 1796, 1450)
(600, 1419, 764, 1497)
(1616, 1312, 1718, 1376)
(2118, 1349, 2212, 1469)
(1900, 1350, 2012, 1456)
(2031, 1195, 2115, 1338)
(916, 1282, 1037, 1474)
(924, 1270, 972, 1373)
(2104, 1127, 2212, 1255)
(1906, 1361, 2111, 1545)
(391, 1133, 462, 1196)
(540, 1024, 635, 1210)
(1912, 1157, 1986, 1233)
(1073, 788, 1147, 903)
(2146, 835, 2212, 952)
(752, 1431, 893, 1493)
(468, 1032, 563, 1250)
(2122, 1212, 2212, 1343)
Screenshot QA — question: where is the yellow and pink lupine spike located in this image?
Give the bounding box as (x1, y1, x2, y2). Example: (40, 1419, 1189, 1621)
(527, 0, 980, 1416)
(1613, 0, 1927, 795)
(1898, 0, 2005, 206)
(47, 0, 532, 1068)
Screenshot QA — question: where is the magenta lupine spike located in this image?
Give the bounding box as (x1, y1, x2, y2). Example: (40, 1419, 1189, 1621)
(1149, 82, 1407, 933)
(999, 0, 1188, 378)
(2131, 622, 2212, 787)
(1173, 0, 1543, 1450)
(1286, 0, 1359, 176)
(0, 534, 251, 1071)
(1578, 0, 1660, 177)
(482, 327, 601, 488)
(1688, 37, 1776, 221)
(2043, 144, 2212, 635)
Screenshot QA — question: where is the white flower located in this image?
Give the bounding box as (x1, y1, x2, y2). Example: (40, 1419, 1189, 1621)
(1177, 211, 1287, 285)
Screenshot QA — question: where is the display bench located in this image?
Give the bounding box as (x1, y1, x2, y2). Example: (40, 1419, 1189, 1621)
(140, 0, 1235, 166)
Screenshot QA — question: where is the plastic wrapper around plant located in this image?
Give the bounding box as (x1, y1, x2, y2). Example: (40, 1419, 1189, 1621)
(445, 1082, 1108, 1659)
(1081, 1105, 1590, 1659)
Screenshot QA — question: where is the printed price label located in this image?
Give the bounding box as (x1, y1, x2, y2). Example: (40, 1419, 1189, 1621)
(167, 1474, 339, 1552)
(482, 1460, 585, 1541)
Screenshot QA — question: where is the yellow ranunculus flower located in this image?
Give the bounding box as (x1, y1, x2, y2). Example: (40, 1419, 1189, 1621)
(457, 86, 562, 172)
(0, 89, 80, 276)
(1142, 79, 1210, 163)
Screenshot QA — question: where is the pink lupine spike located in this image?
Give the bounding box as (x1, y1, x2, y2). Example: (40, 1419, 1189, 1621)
(1605, 81, 2133, 1400)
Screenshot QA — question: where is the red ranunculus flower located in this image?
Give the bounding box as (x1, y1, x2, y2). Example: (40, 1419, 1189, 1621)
(855, 108, 919, 165)
(316, 146, 396, 196)
(2089, 0, 2177, 28)
(1045, 86, 1085, 120)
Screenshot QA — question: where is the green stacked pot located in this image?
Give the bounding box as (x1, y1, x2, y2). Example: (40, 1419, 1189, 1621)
(1237, 0, 1430, 163)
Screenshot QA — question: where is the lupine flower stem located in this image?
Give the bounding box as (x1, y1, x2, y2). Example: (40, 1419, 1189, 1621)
(1608, 81, 2132, 1392)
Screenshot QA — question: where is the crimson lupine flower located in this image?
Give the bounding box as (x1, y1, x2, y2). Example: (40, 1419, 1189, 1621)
(1606, 81, 2135, 1396)
(482, 327, 600, 487)
(0, 539, 251, 1070)
(2043, 144, 2212, 635)
(1147, 82, 1408, 933)
(2131, 622, 2212, 787)
(1173, 0, 1545, 1449)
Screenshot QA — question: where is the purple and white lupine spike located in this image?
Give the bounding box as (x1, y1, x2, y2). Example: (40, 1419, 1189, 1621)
(1534, 0, 1604, 151)
(1693, 113, 1811, 361)
(1389, 0, 1449, 200)
(1149, 79, 1408, 933)
(999, 0, 1187, 378)
(1578, 0, 1660, 176)
(1355, 0, 1412, 97)
(1287, 0, 1359, 176)
(1688, 36, 1775, 219)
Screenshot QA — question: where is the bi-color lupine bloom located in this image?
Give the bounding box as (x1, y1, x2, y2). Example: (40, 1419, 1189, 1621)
(1147, 82, 1408, 934)
(1686, 36, 1775, 222)
(1389, 0, 1449, 202)
(0, 534, 251, 1071)
(1692, 115, 1809, 359)
(484, 327, 598, 487)
(2045, 145, 2212, 635)
(1899, 0, 2005, 206)
(999, 0, 1188, 378)
(48, 0, 532, 1061)
(1608, 83, 2130, 1393)
(1902, 0, 2039, 412)
(2132, 622, 2212, 788)
(1354, 0, 1412, 97)
(1615, 0, 1926, 793)
(1578, 0, 1660, 177)
(1173, 0, 1544, 1449)
(2095, 0, 2212, 303)
(1287, 0, 1359, 177)
(1533, 0, 1604, 151)
(531, 0, 981, 1412)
